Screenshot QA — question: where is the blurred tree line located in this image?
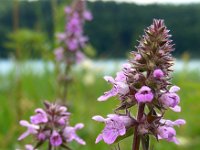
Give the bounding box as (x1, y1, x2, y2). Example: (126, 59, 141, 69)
(0, 0, 200, 58)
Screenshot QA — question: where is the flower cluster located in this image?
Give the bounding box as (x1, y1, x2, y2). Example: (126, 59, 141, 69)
(54, 0, 92, 63)
(18, 101, 85, 150)
(93, 19, 185, 148)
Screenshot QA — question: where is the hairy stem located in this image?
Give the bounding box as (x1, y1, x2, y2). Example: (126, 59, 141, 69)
(132, 103, 145, 150)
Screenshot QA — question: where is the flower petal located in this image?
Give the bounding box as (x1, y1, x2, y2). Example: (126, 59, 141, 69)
(169, 86, 180, 93)
(102, 129, 119, 144)
(98, 88, 118, 101)
(104, 76, 115, 83)
(95, 134, 103, 144)
(92, 116, 105, 122)
(170, 105, 181, 112)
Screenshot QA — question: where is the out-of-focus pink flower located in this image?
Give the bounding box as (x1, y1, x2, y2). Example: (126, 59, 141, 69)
(50, 130, 62, 147)
(30, 108, 48, 124)
(54, 47, 64, 62)
(83, 10, 93, 21)
(76, 51, 85, 63)
(63, 123, 86, 145)
(18, 120, 39, 141)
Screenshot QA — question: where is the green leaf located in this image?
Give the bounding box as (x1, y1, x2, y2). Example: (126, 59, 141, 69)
(141, 135, 150, 150)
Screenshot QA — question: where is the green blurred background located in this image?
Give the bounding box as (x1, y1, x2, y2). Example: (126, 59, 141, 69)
(0, 0, 200, 149)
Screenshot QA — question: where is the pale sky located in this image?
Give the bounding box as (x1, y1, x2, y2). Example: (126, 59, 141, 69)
(88, 0, 200, 5)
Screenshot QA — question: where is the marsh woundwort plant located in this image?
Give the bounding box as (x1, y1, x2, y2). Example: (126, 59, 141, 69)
(93, 19, 185, 150)
(54, 0, 92, 104)
(18, 0, 92, 149)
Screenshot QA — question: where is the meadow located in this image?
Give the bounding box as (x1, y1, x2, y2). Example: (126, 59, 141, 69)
(0, 61, 199, 150)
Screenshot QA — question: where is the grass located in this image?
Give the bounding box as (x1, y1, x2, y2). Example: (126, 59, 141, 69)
(0, 64, 200, 150)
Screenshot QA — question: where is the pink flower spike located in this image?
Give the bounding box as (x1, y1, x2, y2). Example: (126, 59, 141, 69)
(153, 69, 164, 79)
(18, 120, 39, 141)
(50, 130, 62, 147)
(135, 86, 154, 103)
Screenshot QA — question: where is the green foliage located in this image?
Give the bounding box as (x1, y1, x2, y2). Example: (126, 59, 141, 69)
(83, 44, 97, 57)
(1, 1, 200, 58)
(5, 29, 50, 59)
(86, 1, 200, 58)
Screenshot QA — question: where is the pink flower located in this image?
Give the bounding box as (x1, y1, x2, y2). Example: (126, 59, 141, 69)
(92, 114, 134, 144)
(30, 108, 48, 124)
(37, 132, 46, 141)
(135, 86, 154, 103)
(63, 123, 86, 145)
(157, 126, 179, 144)
(65, 6, 71, 14)
(50, 130, 62, 147)
(54, 47, 64, 61)
(134, 53, 142, 61)
(56, 33, 66, 42)
(160, 119, 186, 127)
(157, 118, 185, 144)
(83, 10, 93, 21)
(66, 38, 79, 51)
(79, 36, 88, 48)
(67, 13, 82, 34)
(18, 120, 39, 141)
(98, 71, 129, 101)
(153, 69, 164, 79)
(159, 86, 181, 112)
(76, 51, 85, 63)
(57, 116, 69, 126)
